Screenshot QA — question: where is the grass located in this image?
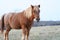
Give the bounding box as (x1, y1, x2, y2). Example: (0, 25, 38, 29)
(0, 25, 60, 40)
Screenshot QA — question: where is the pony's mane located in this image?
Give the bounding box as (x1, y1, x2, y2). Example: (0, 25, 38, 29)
(24, 6, 32, 18)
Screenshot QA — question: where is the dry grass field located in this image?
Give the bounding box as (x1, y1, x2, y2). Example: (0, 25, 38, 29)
(0, 25, 60, 40)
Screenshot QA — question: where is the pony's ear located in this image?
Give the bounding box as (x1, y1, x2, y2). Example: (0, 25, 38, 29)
(38, 5, 40, 8)
(31, 5, 34, 9)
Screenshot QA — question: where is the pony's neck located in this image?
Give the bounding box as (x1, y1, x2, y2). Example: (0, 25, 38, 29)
(28, 15, 35, 22)
(24, 7, 32, 18)
(23, 6, 35, 22)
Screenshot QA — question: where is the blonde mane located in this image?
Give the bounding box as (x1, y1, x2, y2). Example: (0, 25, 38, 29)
(24, 6, 32, 18)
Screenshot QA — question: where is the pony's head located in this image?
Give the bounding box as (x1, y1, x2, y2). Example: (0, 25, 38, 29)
(24, 5, 40, 22)
(31, 5, 40, 22)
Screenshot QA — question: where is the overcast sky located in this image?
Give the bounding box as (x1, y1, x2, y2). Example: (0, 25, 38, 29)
(0, 0, 60, 21)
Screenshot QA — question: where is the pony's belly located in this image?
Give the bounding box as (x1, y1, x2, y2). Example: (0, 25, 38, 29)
(11, 25, 21, 29)
(12, 26, 21, 29)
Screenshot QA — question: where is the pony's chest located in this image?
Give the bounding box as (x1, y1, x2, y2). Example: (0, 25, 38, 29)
(20, 18, 32, 25)
(25, 21, 33, 27)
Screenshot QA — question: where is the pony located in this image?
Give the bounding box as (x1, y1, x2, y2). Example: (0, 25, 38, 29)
(1, 5, 40, 40)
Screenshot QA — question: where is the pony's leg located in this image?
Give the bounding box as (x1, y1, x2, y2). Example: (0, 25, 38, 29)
(22, 31, 25, 40)
(21, 25, 26, 40)
(4, 28, 11, 40)
(25, 29, 29, 40)
(25, 26, 31, 40)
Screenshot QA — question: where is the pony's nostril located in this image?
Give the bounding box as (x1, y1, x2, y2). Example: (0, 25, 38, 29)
(36, 18, 40, 22)
(36, 18, 40, 20)
(39, 18, 40, 20)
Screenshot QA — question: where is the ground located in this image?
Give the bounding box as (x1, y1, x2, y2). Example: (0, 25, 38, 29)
(0, 25, 60, 40)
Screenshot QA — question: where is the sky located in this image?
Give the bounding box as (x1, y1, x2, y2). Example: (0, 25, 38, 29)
(0, 0, 60, 21)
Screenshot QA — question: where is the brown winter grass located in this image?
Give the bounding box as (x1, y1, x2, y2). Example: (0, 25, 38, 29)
(0, 25, 60, 40)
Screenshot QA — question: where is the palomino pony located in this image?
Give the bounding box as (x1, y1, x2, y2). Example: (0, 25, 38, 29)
(1, 5, 40, 40)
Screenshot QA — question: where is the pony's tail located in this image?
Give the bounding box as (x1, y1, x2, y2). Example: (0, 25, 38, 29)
(1, 14, 5, 33)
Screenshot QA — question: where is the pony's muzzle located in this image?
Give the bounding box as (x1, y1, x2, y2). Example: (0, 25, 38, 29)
(36, 18, 40, 22)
